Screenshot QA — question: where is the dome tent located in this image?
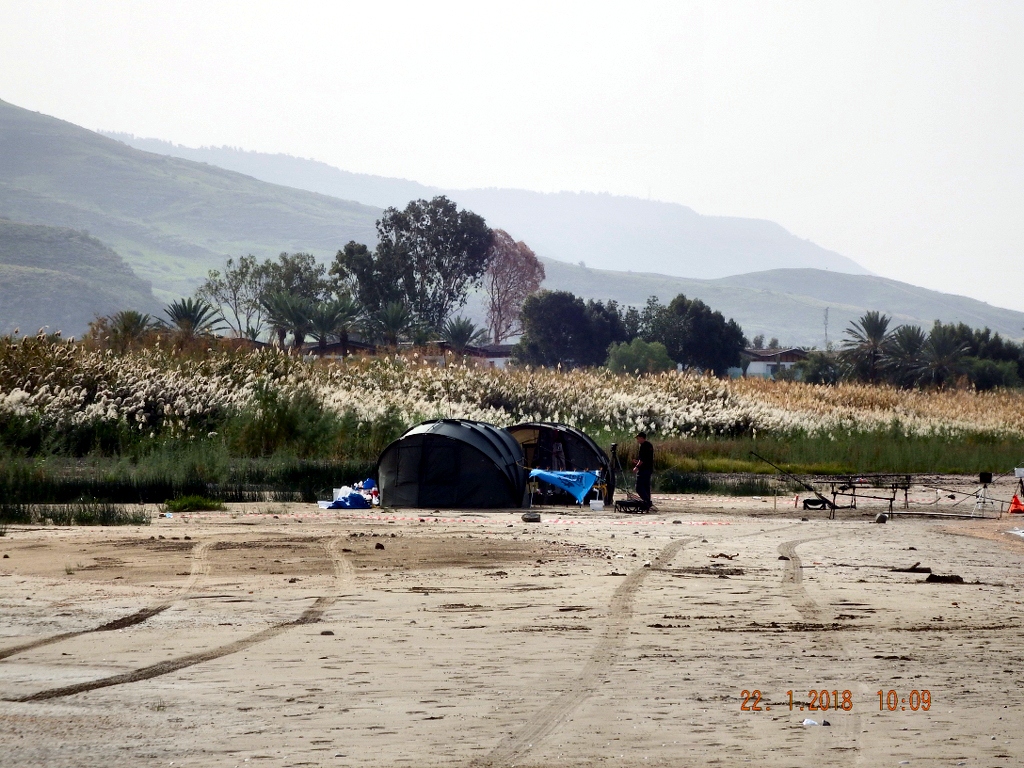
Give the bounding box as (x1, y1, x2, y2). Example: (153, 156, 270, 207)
(377, 419, 528, 509)
(506, 422, 615, 503)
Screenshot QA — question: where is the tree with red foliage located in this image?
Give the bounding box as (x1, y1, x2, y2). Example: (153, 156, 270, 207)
(484, 229, 545, 344)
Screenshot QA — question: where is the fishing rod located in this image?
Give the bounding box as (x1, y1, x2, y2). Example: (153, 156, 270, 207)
(750, 452, 836, 511)
(948, 468, 1017, 508)
(921, 484, 1012, 507)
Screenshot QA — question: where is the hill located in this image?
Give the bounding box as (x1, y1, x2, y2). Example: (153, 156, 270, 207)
(102, 133, 869, 279)
(6, 106, 1017, 345)
(0, 100, 381, 301)
(0, 218, 157, 337)
(540, 261, 1024, 346)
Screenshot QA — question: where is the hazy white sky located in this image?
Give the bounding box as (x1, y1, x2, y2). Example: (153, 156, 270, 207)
(2, 1, 1022, 312)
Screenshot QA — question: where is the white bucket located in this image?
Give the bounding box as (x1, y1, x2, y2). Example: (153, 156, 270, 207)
(589, 500, 604, 511)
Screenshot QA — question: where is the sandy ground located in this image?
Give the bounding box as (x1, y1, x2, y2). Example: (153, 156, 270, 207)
(2, 486, 1024, 767)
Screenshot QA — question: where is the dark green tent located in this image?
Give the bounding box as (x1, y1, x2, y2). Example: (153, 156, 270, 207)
(377, 419, 528, 508)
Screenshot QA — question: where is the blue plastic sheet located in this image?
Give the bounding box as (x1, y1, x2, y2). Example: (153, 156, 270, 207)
(327, 493, 371, 509)
(529, 469, 599, 504)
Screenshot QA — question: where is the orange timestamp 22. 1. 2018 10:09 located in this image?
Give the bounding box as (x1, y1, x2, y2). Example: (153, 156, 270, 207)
(740, 688, 932, 712)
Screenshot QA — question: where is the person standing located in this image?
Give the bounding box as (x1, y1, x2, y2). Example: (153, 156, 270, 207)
(633, 432, 654, 510)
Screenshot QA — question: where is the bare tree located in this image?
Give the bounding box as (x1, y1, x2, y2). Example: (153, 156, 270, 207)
(484, 230, 545, 344)
(196, 255, 271, 338)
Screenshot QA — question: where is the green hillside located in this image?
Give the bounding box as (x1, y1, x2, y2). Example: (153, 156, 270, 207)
(104, 131, 870, 278)
(0, 218, 157, 337)
(541, 260, 1024, 346)
(5, 100, 1020, 345)
(0, 99, 381, 301)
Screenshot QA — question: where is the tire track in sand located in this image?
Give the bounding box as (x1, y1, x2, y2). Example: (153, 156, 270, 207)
(476, 536, 698, 768)
(7, 536, 352, 702)
(477, 524, 810, 766)
(778, 536, 830, 623)
(0, 538, 215, 662)
(778, 534, 864, 765)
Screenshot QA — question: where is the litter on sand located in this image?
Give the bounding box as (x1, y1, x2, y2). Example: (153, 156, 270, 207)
(318, 479, 379, 510)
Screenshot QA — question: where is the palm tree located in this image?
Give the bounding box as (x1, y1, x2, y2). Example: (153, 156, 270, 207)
(161, 298, 223, 341)
(260, 292, 293, 348)
(307, 296, 363, 355)
(840, 310, 893, 383)
(280, 295, 314, 349)
(366, 301, 415, 348)
(107, 310, 156, 352)
(914, 324, 970, 388)
(333, 295, 362, 357)
(882, 324, 926, 388)
(440, 316, 490, 354)
(260, 292, 314, 349)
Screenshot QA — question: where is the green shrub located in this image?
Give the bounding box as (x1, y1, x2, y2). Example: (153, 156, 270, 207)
(605, 338, 675, 374)
(164, 495, 225, 512)
(225, 384, 341, 458)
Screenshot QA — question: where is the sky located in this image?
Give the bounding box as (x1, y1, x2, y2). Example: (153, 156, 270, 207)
(1, 0, 1022, 312)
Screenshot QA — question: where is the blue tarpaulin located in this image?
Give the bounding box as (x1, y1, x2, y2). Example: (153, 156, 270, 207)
(529, 469, 599, 504)
(327, 493, 371, 509)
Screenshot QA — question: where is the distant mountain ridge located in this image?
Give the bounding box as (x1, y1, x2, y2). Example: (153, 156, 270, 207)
(538, 261, 1024, 346)
(102, 132, 870, 279)
(0, 99, 1018, 346)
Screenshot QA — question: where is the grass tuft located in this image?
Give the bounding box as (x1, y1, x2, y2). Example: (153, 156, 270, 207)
(164, 495, 225, 513)
(0, 501, 149, 526)
(654, 470, 797, 496)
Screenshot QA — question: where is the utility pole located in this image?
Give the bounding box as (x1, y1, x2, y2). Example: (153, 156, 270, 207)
(824, 307, 829, 349)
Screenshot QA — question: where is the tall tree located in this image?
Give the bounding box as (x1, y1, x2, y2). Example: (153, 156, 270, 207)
(513, 291, 629, 367)
(280, 295, 314, 349)
(882, 324, 927, 388)
(260, 292, 293, 348)
(266, 252, 331, 304)
(330, 241, 404, 314)
(260, 292, 316, 349)
(331, 295, 362, 357)
(334, 197, 492, 331)
(307, 297, 363, 355)
(196, 255, 271, 338)
(483, 229, 545, 343)
(840, 310, 894, 383)
(641, 295, 746, 375)
(914, 322, 970, 388)
(365, 301, 416, 348)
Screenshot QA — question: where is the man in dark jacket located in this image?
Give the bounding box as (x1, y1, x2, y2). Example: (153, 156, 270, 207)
(634, 432, 654, 510)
